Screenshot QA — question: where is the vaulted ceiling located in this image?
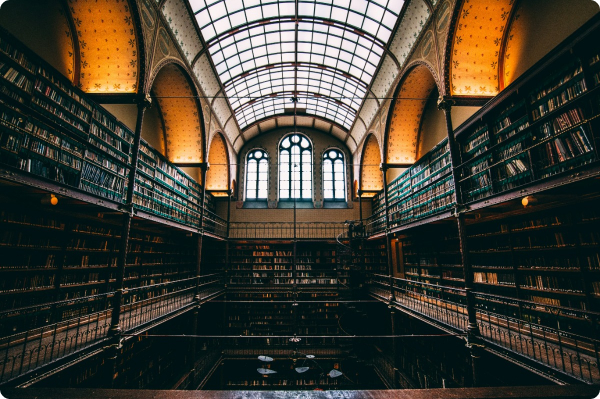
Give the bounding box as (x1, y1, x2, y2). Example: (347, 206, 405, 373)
(188, 0, 405, 132)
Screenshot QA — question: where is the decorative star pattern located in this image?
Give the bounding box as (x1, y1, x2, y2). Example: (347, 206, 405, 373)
(361, 134, 383, 192)
(152, 64, 203, 163)
(387, 65, 436, 164)
(68, 0, 138, 93)
(450, 0, 515, 96)
(206, 134, 229, 191)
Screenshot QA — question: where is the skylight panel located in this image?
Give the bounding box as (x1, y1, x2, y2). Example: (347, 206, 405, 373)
(190, 0, 406, 130)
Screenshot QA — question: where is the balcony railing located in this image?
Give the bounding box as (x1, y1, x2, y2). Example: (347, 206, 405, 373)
(229, 222, 347, 239)
(368, 274, 600, 384)
(203, 209, 227, 238)
(0, 274, 225, 384)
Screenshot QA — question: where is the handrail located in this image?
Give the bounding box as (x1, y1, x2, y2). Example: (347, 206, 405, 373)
(368, 274, 600, 383)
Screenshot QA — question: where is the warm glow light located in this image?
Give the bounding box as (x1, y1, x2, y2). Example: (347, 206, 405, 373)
(361, 135, 383, 193)
(521, 196, 537, 207)
(69, 1, 138, 93)
(153, 65, 203, 163)
(387, 65, 435, 163)
(50, 195, 58, 206)
(206, 135, 229, 191)
(450, 0, 515, 96)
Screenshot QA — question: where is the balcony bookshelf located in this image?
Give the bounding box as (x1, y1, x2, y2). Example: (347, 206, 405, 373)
(0, 28, 213, 231)
(455, 25, 600, 206)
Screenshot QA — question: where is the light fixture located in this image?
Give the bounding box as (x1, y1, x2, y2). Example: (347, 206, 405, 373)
(41, 194, 59, 206)
(521, 195, 537, 207)
(257, 368, 277, 375)
(328, 369, 343, 378)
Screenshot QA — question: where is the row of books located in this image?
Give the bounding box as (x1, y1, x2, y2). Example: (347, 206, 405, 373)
(540, 108, 585, 137)
(34, 80, 91, 123)
(0, 36, 216, 220)
(0, 62, 33, 93)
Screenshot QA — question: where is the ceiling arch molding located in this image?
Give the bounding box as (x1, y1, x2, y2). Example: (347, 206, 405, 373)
(384, 61, 440, 165)
(148, 60, 205, 164)
(206, 132, 230, 194)
(360, 133, 384, 196)
(446, 0, 517, 97)
(66, 0, 142, 94)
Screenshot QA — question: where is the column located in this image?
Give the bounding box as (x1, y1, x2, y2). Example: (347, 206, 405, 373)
(438, 97, 483, 387)
(106, 96, 151, 387)
(381, 164, 395, 302)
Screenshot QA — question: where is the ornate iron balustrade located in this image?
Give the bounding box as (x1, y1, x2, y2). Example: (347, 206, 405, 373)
(229, 222, 347, 239)
(365, 213, 386, 236)
(0, 274, 225, 385)
(203, 209, 227, 238)
(368, 274, 600, 383)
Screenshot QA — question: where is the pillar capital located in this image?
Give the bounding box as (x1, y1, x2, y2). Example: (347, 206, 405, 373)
(437, 96, 456, 111)
(137, 94, 153, 109)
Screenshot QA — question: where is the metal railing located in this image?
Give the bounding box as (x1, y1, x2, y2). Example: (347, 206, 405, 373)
(0, 274, 225, 384)
(229, 222, 347, 239)
(202, 210, 227, 238)
(369, 274, 600, 383)
(365, 213, 386, 236)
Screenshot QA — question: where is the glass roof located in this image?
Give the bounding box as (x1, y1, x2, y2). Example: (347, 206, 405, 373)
(190, 0, 404, 130)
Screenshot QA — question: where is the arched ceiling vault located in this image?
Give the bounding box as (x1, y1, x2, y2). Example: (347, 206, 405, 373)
(206, 133, 230, 195)
(448, 0, 517, 97)
(386, 63, 438, 164)
(242, 114, 349, 144)
(151, 63, 204, 163)
(188, 0, 407, 132)
(67, 0, 141, 93)
(360, 133, 383, 196)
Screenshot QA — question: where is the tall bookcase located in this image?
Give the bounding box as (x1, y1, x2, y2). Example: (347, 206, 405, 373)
(455, 32, 600, 205)
(228, 241, 342, 287)
(466, 202, 600, 312)
(370, 139, 455, 233)
(0, 28, 214, 231)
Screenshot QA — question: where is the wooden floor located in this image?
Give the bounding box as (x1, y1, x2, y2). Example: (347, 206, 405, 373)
(2, 386, 599, 399)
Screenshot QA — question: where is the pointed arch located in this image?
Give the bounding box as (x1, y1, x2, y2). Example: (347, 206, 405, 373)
(446, 0, 517, 97)
(360, 134, 383, 196)
(149, 61, 205, 163)
(385, 63, 439, 165)
(67, 0, 141, 93)
(206, 133, 230, 193)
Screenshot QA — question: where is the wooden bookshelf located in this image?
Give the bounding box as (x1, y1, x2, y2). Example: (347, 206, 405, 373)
(371, 139, 455, 233)
(123, 225, 197, 291)
(466, 203, 600, 311)
(455, 27, 600, 205)
(0, 28, 215, 231)
(228, 242, 342, 287)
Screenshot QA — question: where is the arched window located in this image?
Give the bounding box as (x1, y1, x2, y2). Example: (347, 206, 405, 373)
(323, 149, 345, 200)
(245, 149, 269, 200)
(279, 133, 312, 200)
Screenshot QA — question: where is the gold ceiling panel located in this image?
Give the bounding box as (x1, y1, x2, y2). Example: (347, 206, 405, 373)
(450, 0, 514, 96)
(387, 65, 436, 164)
(206, 134, 229, 192)
(68, 0, 139, 93)
(152, 64, 203, 163)
(361, 134, 383, 194)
